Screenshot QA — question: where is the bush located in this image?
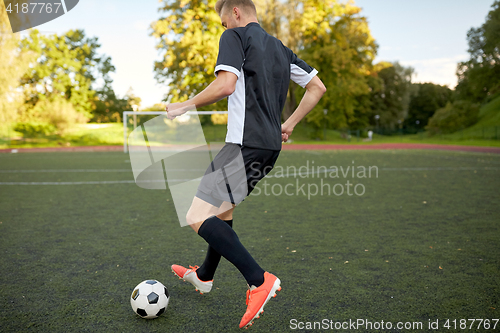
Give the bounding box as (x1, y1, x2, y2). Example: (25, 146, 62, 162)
(14, 122, 56, 137)
(17, 96, 88, 136)
(426, 100, 480, 134)
(42, 97, 88, 134)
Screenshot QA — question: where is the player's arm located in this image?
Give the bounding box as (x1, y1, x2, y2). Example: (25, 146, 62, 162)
(281, 76, 326, 141)
(165, 71, 237, 119)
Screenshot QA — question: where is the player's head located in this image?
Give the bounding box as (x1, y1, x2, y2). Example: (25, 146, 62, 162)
(215, 0, 257, 29)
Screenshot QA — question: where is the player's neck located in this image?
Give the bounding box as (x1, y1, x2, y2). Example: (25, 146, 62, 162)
(239, 17, 259, 28)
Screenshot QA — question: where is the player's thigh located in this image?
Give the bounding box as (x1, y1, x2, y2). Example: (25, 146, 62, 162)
(186, 197, 218, 232)
(186, 197, 234, 233)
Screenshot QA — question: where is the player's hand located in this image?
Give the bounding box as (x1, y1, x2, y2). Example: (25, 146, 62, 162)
(281, 124, 293, 142)
(165, 102, 188, 120)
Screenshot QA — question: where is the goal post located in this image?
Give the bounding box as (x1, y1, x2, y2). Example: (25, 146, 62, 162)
(123, 111, 228, 153)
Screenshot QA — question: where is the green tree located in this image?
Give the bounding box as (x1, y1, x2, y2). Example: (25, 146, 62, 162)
(91, 90, 128, 123)
(350, 71, 383, 131)
(456, 1, 500, 102)
(152, 0, 226, 110)
(92, 87, 142, 123)
(142, 103, 166, 111)
(368, 62, 414, 131)
(405, 83, 452, 131)
(291, 1, 378, 133)
(65, 30, 115, 93)
(18, 29, 114, 133)
(426, 100, 480, 134)
(152, 0, 296, 111)
(254, 0, 283, 41)
(0, 3, 34, 136)
(152, 0, 380, 135)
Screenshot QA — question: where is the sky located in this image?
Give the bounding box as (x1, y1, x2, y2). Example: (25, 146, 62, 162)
(16, 0, 496, 108)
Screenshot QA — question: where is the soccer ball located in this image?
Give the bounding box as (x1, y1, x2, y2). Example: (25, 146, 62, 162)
(130, 280, 170, 319)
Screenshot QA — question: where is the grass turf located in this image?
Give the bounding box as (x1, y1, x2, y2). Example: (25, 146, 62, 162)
(0, 149, 499, 332)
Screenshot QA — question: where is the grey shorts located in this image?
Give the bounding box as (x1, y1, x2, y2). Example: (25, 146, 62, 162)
(196, 143, 280, 207)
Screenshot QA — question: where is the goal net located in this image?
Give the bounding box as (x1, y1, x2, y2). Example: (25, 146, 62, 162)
(124, 110, 237, 228)
(123, 111, 228, 153)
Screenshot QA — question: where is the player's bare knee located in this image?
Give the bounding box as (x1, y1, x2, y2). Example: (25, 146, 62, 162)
(189, 221, 201, 233)
(217, 210, 233, 221)
(217, 204, 235, 221)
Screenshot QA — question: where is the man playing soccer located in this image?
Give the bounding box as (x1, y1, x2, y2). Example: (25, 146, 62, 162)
(165, 0, 326, 328)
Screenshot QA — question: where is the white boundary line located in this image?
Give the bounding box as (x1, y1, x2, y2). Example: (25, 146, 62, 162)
(380, 167, 500, 171)
(0, 167, 498, 185)
(0, 166, 498, 174)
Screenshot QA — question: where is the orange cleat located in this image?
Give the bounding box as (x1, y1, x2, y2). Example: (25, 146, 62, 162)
(171, 264, 213, 294)
(239, 272, 281, 328)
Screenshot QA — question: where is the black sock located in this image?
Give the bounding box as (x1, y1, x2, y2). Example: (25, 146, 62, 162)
(198, 216, 265, 287)
(196, 219, 233, 282)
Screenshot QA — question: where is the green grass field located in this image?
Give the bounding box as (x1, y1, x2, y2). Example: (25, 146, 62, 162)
(1, 149, 499, 332)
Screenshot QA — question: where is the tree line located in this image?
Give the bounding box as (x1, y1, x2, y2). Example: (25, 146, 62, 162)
(427, 0, 500, 134)
(0, 1, 139, 138)
(0, 0, 498, 139)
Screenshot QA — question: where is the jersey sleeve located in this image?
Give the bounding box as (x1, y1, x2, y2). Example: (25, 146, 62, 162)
(214, 30, 245, 78)
(290, 52, 318, 88)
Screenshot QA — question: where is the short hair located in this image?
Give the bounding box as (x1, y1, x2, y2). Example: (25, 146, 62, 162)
(215, 0, 257, 16)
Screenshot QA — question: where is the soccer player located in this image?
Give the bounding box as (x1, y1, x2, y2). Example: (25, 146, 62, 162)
(165, 0, 326, 328)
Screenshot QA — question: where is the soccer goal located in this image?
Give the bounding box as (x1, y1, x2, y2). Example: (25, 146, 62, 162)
(123, 111, 228, 153)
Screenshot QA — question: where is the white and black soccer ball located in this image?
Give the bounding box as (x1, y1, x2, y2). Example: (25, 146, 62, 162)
(130, 280, 170, 319)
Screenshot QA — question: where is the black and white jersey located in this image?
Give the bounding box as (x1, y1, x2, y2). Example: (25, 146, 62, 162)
(215, 22, 318, 151)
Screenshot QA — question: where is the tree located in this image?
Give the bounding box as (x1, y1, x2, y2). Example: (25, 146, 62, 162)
(405, 83, 452, 131)
(426, 100, 480, 134)
(125, 87, 142, 111)
(91, 90, 128, 123)
(0, 3, 34, 136)
(152, 0, 299, 111)
(142, 103, 167, 111)
(368, 62, 414, 131)
(456, 1, 500, 102)
(152, 0, 378, 128)
(291, 1, 378, 133)
(91, 87, 142, 123)
(65, 30, 115, 93)
(18, 29, 115, 133)
(151, 0, 226, 110)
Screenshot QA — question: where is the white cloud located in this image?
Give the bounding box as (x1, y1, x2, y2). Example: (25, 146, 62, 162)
(380, 45, 402, 51)
(401, 54, 468, 88)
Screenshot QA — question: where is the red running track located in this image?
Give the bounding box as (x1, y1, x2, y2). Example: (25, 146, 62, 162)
(281, 143, 500, 154)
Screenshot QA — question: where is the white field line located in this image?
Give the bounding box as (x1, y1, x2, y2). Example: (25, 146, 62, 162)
(0, 167, 498, 185)
(380, 167, 500, 171)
